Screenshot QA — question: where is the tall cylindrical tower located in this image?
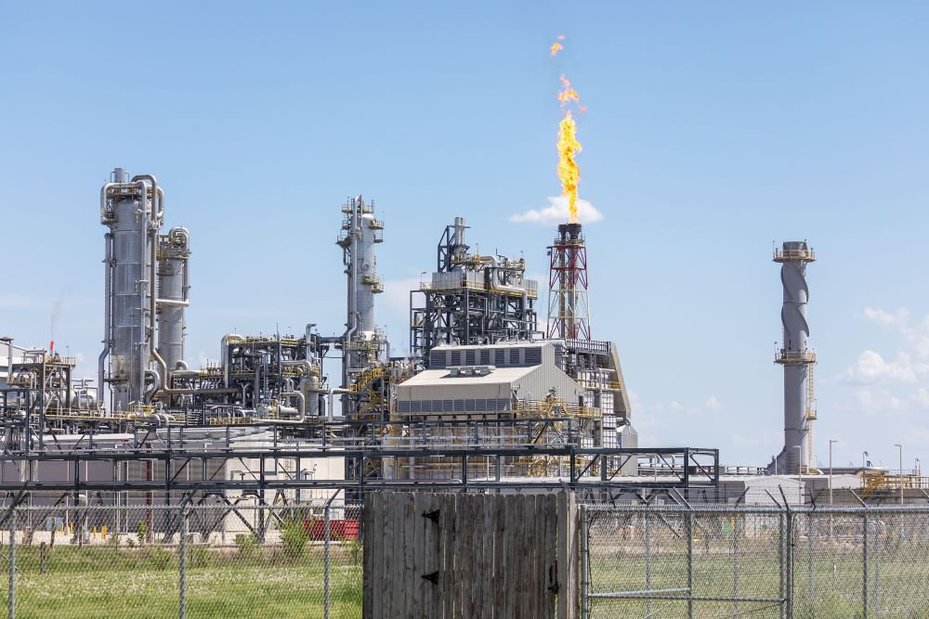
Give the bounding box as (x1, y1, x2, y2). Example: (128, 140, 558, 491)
(156, 226, 190, 376)
(337, 196, 385, 401)
(773, 241, 816, 474)
(546, 222, 591, 341)
(99, 169, 164, 412)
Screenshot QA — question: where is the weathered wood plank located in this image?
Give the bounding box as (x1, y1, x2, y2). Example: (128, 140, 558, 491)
(493, 494, 507, 619)
(501, 494, 513, 619)
(441, 493, 457, 619)
(480, 492, 494, 619)
(427, 493, 441, 618)
(514, 493, 527, 618)
(412, 494, 425, 618)
(469, 494, 482, 618)
(543, 493, 557, 616)
(557, 491, 577, 619)
(403, 492, 416, 618)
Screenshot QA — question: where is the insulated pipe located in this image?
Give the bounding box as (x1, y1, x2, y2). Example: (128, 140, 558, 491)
(132, 175, 162, 371)
(281, 391, 306, 415)
(98, 231, 114, 412)
(137, 191, 149, 406)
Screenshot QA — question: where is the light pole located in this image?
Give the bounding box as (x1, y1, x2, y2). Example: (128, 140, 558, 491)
(829, 439, 839, 506)
(862, 450, 869, 469)
(894, 443, 903, 505)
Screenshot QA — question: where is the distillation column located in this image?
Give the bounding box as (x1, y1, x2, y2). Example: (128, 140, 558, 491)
(772, 241, 816, 474)
(337, 196, 385, 403)
(547, 222, 591, 341)
(99, 169, 164, 412)
(156, 227, 191, 377)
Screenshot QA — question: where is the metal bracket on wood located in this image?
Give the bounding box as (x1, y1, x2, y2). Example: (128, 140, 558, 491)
(422, 509, 440, 524)
(547, 565, 560, 593)
(421, 571, 439, 585)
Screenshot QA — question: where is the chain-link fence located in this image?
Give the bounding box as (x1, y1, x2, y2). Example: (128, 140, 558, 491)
(0, 503, 362, 618)
(581, 504, 929, 618)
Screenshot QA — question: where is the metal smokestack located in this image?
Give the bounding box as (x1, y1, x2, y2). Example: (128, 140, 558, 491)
(546, 222, 590, 341)
(771, 241, 816, 475)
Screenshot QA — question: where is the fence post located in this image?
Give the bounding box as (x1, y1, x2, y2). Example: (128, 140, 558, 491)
(779, 511, 786, 619)
(644, 512, 652, 618)
(8, 508, 15, 619)
(579, 506, 588, 619)
(862, 512, 869, 618)
(806, 513, 813, 614)
(785, 510, 793, 619)
(686, 508, 694, 619)
(324, 504, 331, 619)
(179, 508, 188, 619)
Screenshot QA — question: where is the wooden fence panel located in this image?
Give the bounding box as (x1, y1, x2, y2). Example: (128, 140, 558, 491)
(363, 491, 577, 619)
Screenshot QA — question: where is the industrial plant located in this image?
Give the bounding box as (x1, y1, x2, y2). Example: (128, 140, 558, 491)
(0, 167, 917, 513)
(0, 167, 728, 514)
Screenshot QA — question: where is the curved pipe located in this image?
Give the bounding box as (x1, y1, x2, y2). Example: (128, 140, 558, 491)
(150, 348, 185, 400)
(280, 391, 306, 415)
(99, 182, 118, 222)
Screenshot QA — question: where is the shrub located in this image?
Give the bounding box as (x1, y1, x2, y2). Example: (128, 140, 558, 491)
(279, 518, 309, 558)
(234, 532, 258, 557)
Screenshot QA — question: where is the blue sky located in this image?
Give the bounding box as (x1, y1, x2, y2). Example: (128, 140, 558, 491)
(2, 2, 928, 469)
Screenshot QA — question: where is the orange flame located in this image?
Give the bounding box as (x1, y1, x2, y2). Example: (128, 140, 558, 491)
(555, 60, 584, 223)
(550, 34, 565, 56)
(557, 111, 582, 224)
(558, 75, 580, 106)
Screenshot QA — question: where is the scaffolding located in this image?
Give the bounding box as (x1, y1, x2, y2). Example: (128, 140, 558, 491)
(410, 217, 539, 367)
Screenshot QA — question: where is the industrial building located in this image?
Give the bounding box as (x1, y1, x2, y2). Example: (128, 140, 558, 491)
(17, 165, 889, 515)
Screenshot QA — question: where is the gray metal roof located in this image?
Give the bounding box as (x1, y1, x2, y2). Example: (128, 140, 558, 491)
(400, 365, 538, 387)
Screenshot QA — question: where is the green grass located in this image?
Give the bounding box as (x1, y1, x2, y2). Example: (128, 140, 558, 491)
(3, 544, 363, 618)
(587, 543, 929, 618)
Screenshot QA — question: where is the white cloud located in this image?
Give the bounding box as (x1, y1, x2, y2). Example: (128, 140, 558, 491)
(509, 196, 604, 225)
(863, 307, 910, 328)
(852, 388, 906, 414)
(704, 396, 722, 411)
(904, 315, 929, 360)
(839, 350, 923, 384)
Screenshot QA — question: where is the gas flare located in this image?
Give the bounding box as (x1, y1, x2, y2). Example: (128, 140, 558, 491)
(557, 111, 582, 223)
(550, 35, 565, 56)
(555, 64, 584, 223)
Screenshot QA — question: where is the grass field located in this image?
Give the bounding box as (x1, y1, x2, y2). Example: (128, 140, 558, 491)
(4, 544, 363, 618)
(587, 542, 929, 618)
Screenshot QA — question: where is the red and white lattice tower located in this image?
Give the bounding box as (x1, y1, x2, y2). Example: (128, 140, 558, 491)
(546, 222, 591, 341)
